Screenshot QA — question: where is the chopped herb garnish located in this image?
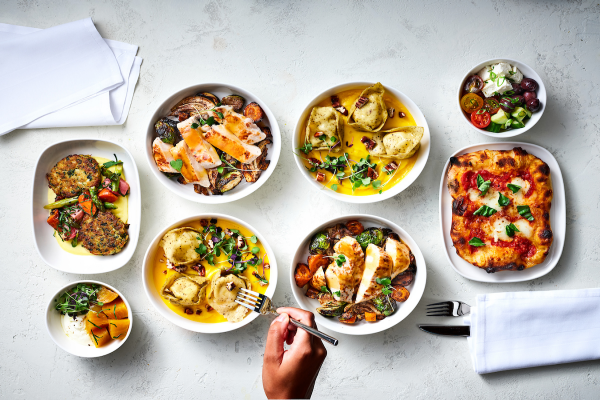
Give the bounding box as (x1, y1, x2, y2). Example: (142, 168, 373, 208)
(506, 223, 520, 237)
(473, 205, 497, 217)
(320, 286, 330, 294)
(507, 183, 521, 193)
(498, 193, 510, 207)
(517, 205, 534, 221)
(170, 159, 183, 172)
(477, 174, 491, 196)
(469, 237, 485, 247)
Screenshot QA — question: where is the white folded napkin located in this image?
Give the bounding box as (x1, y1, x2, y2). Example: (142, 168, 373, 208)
(464, 289, 600, 374)
(0, 18, 142, 135)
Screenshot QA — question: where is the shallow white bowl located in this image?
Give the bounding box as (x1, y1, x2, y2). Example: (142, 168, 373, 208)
(32, 139, 141, 274)
(45, 280, 133, 357)
(290, 214, 426, 335)
(145, 83, 281, 204)
(292, 82, 430, 204)
(439, 142, 565, 283)
(142, 213, 278, 333)
(457, 58, 546, 138)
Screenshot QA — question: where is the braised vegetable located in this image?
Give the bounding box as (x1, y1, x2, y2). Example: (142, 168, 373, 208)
(155, 118, 180, 144)
(98, 188, 118, 203)
(108, 319, 130, 339)
(364, 312, 377, 322)
(346, 220, 364, 235)
(392, 266, 415, 287)
(44, 196, 78, 210)
(221, 95, 245, 112)
(103, 202, 118, 209)
(89, 187, 105, 212)
(305, 286, 321, 299)
(309, 232, 330, 255)
(88, 326, 111, 348)
(391, 286, 410, 302)
(294, 263, 312, 287)
(356, 227, 384, 249)
(78, 199, 97, 216)
(217, 171, 243, 192)
(197, 92, 220, 104)
(243, 102, 264, 123)
(307, 254, 329, 275)
(326, 224, 353, 241)
(97, 286, 119, 304)
(339, 312, 357, 324)
(372, 295, 397, 316)
(316, 301, 347, 317)
(102, 297, 128, 319)
(47, 209, 60, 230)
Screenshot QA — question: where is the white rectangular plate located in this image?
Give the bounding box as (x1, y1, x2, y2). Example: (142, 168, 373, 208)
(32, 139, 141, 274)
(439, 142, 565, 283)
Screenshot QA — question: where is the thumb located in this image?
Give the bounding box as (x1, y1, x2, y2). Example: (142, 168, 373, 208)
(264, 313, 289, 365)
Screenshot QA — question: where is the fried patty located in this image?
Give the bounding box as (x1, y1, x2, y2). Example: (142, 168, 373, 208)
(47, 155, 101, 198)
(79, 211, 129, 255)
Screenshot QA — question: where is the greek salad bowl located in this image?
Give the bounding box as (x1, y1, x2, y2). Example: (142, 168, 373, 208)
(145, 83, 281, 204)
(458, 58, 546, 138)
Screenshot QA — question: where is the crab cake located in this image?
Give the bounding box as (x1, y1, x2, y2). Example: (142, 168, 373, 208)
(47, 155, 101, 198)
(79, 211, 129, 255)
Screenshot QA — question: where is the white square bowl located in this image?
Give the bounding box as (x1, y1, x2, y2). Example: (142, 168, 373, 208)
(32, 139, 140, 274)
(439, 142, 565, 282)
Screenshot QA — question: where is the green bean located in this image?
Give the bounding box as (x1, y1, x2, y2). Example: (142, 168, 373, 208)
(104, 202, 118, 210)
(89, 187, 105, 212)
(43, 197, 78, 209)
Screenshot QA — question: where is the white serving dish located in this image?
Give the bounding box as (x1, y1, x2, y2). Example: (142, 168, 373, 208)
(439, 142, 565, 283)
(145, 83, 281, 204)
(45, 280, 133, 358)
(32, 139, 140, 274)
(142, 213, 278, 333)
(292, 82, 430, 204)
(458, 58, 546, 138)
(290, 214, 426, 335)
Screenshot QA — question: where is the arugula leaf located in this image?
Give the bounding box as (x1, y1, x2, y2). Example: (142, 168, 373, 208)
(507, 183, 521, 193)
(205, 116, 215, 126)
(506, 223, 520, 237)
(517, 205, 534, 221)
(477, 174, 491, 196)
(468, 237, 485, 247)
(498, 193, 510, 207)
(170, 159, 183, 172)
(473, 205, 497, 217)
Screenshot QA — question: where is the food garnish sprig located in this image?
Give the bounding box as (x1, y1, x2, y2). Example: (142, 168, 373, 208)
(55, 283, 104, 317)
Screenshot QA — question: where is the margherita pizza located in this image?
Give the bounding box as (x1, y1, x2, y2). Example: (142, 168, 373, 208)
(447, 147, 553, 273)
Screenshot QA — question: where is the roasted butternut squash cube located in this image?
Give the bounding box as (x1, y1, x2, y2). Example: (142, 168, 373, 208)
(97, 286, 119, 304)
(101, 298, 128, 319)
(89, 327, 111, 348)
(86, 310, 108, 327)
(108, 319, 130, 339)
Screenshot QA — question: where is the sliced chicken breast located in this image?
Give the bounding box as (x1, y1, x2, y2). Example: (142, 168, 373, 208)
(209, 105, 266, 144)
(177, 116, 222, 168)
(202, 124, 261, 164)
(169, 141, 210, 187)
(333, 236, 365, 288)
(355, 244, 392, 304)
(385, 238, 411, 278)
(152, 138, 178, 173)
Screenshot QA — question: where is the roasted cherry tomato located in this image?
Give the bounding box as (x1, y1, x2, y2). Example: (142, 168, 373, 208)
(471, 110, 491, 128)
(483, 98, 501, 114)
(98, 188, 119, 203)
(460, 93, 484, 114)
(463, 75, 484, 94)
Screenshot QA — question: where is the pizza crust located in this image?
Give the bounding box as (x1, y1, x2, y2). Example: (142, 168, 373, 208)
(446, 147, 553, 273)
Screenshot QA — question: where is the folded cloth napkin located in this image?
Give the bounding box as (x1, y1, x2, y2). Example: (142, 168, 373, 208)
(0, 18, 142, 135)
(464, 289, 600, 374)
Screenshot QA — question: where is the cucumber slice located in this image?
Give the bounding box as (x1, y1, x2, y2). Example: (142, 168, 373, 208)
(487, 122, 502, 133)
(511, 120, 525, 129)
(511, 107, 528, 122)
(491, 110, 509, 125)
(503, 119, 513, 130)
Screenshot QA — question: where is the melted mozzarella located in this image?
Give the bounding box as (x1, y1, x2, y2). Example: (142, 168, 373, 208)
(489, 217, 512, 242)
(509, 177, 530, 204)
(514, 219, 534, 238)
(468, 188, 500, 211)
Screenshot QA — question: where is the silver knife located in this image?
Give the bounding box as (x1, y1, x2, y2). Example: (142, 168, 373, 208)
(418, 324, 470, 336)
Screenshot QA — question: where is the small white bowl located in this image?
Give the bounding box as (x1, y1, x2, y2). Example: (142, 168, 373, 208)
(32, 139, 141, 274)
(142, 213, 278, 333)
(292, 82, 430, 204)
(45, 280, 133, 358)
(457, 58, 546, 138)
(290, 214, 426, 335)
(145, 83, 281, 204)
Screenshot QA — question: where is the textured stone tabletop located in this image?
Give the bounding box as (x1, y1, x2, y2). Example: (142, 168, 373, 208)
(2, 1, 599, 398)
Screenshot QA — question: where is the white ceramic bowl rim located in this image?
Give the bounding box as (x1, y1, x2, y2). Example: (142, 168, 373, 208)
(45, 280, 133, 358)
(141, 213, 278, 333)
(292, 81, 431, 204)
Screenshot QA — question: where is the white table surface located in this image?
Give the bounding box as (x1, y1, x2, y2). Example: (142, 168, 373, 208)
(2, 1, 599, 398)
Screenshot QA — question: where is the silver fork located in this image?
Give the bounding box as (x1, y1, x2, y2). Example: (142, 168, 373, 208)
(235, 288, 339, 346)
(426, 301, 471, 317)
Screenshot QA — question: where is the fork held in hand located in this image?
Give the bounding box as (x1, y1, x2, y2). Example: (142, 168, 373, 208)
(235, 288, 339, 346)
(426, 301, 471, 317)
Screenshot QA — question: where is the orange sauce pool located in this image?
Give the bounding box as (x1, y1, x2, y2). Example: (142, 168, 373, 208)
(299, 88, 419, 196)
(152, 219, 270, 323)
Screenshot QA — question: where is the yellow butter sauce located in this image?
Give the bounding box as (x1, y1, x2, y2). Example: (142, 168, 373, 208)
(299, 88, 419, 196)
(47, 156, 128, 256)
(152, 219, 271, 324)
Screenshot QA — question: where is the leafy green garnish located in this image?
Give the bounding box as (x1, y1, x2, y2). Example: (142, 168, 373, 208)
(473, 205, 497, 217)
(216, 112, 224, 119)
(477, 174, 491, 196)
(331, 184, 338, 191)
(330, 136, 337, 143)
(102, 154, 122, 169)
(251, 246, 260, 254)
(299, 142, 313, 154)
(249, 235, 258, 244)
(507, 183, 521, 193)
(54, 283, 102, 316)
(517, 205, 534, 221)
(333, 290, 341, 297)
(335, 254, 346, 266)
(191, 122, 199, 129)
(506, 223, 520, 237)
(468, 237, 485, 247)
(375, 277, 393, 295)
(498, 193, 510, 207)
(170, 159, 183, 172)
(320, 286, 330, 294)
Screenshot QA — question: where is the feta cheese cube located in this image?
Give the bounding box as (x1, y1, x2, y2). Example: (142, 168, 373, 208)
(482, 80, 500, 98)
(477, 65, 492, 82)
(491, 62, 512, 77)
(509, 66, 523, 83)
(495, 76, 513, 94)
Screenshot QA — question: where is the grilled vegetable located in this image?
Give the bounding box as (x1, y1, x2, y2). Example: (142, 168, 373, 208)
(89, 187, 105, 212)
(241, 140, 269, 183)
(260, 126, 273, 144)
(155, 118, 180, 144)
(392, 266, 415, 287)
(316, 301, 347, 317)
(103, 202, 118, 209)
(305, 286, 321, 299)
(308, 254, 329, 275)
(318, 293, 335, 305)
(326, 224, 353, 241)
(346, 220, 364, 235)
(372, 295, 397, 316)
(216, 171, 242, 193)
(98, 188, 118, 203)
(364, 312, 377, 322)
(44, 196, 78, 210)
(47, 209, 60, 230)
(294, 263, 312, 287)
(207, 168, 222, 195)
(243, 102, 264, 123)
(197, 92, 220, 105)
(391, 286, 410, 302)
(194, 184, 209, 196)
(309, 232, 330, 255)
(339, 312, 357, 324)
(356, 227, 384, 249)
(221, 95, 245, 112)
(170, 96, 216, 112)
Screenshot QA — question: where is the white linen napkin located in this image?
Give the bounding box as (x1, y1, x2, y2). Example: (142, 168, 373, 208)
(0, 18, 142, 135)
(464, 289, 600, 374)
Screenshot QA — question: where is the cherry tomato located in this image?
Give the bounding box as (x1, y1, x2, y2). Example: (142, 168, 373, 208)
(471, 110, 491, 128)
(483, 98, 501, 114)
(463, 75, 484, 93)
(460, 93, 484, 114)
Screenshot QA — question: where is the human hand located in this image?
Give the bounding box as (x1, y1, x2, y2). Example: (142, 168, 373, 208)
(263, 307, 327, 399)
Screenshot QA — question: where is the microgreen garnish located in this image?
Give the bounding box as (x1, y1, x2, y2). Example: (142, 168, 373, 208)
(170, 159, 183, 172)
(331, 184, 338, 191)
(299, 142, 313, 154)
(477, 174, 491, 196)
(473, 205, 497, 217)
(320, 286, 330, 294)
(333, 290, 341, 297)
(469, 237, 485, 247)
(249, 235, 258, 244)
(191, 122, 199, 129)
(375, 277, 393, 295)
(517, 205, 534, 221)
(506, 223, 520, 237)
(335, 254, 346, 266)
(507, 183, 521, 193)
(498, 193, 510, 207)
(54, 283, 102, 316)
